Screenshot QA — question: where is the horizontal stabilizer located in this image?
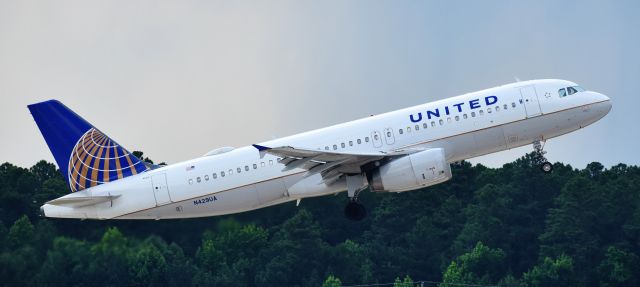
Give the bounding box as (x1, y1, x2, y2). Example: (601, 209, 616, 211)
(46, 194, 121, 208)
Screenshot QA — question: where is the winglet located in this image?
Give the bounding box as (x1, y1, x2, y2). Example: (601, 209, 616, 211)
(252, 144, 271, 151)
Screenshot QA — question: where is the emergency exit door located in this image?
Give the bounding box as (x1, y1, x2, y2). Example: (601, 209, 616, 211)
(151, 173, 172, 206)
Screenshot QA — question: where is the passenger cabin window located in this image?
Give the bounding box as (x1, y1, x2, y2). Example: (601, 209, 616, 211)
(204, 175, 209, 181)
(189, 179, 193, 185)
(349, 141, 353, 146)
(333, 144, 337, 150)
(357, 139, 362, 144)
(229, 169, 233, 175)
(423, 123, 428, 129)
(221, 171, 225, 177)
(399, 129, 403, 135)
(503, 104, 508, 110)
(269, 160, 273, 165)
(463, 114, 468, 119)
(237, 167, 241, 173)
(415, 125, 419, 131)
(479, 110, 484, 116)
(213, 173, 217, 179)
(253, 164, 257, 169)
(261, 162, 265, 167)
(511, 102, 516, 108)
(245, 165, 249, 171)
(341, 143, 345, 148)
(431, 121, 436, 127)
(439, 119, 444, 125)
(406, 127, 411, 133)
(325, 146, 329, 150)
(365, 137, 370, 142)
(471, 112, 476, 117)
(455, 115, 460, 121)
(197, 177, 201, 183)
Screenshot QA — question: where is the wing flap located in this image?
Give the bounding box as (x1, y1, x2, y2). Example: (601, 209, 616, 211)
(253, 144, 414, 181)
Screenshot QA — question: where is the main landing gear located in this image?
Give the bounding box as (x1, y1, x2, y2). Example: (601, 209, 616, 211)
(533, 140, 553, 174)
(344, 174, 367, 221)
(344, 199, 367, 221)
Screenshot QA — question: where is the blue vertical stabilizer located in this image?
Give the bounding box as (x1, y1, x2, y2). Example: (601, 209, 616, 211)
(28, 100, 148, 192)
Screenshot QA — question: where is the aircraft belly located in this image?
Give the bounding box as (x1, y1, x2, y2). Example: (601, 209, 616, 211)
(118, 177, 291, 219)
(473, 126, 507, 156)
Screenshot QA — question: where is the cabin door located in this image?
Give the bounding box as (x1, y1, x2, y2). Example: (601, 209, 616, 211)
(519, 86, 542, 118)
(151, 173, 172, 206)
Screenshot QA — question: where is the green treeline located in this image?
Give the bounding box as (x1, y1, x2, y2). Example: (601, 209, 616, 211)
(1, 153, 639, 286)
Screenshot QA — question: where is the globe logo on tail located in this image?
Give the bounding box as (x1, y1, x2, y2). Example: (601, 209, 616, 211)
(68, 128, 148, 192)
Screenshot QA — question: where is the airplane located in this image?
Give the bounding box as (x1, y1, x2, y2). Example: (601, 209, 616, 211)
(29, 79, 611, 221)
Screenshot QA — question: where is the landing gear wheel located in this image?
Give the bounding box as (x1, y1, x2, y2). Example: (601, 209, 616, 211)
(344, 201, 367, 221)
(533, 140, 552, 174)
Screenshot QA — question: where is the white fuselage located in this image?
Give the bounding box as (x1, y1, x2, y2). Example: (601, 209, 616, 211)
(41, 79, 611, 219)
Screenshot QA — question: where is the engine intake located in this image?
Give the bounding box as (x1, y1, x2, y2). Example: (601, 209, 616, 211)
(369, 148, 452, 192)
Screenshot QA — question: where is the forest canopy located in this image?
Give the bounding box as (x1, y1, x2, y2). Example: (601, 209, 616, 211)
(1, 152, 639, 287)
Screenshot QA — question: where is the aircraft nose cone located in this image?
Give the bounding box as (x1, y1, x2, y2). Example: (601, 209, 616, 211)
(39, 206, 46, 217)
(599, 93, 612, 115)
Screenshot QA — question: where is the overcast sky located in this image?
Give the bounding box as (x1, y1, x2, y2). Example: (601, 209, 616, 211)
(1, 1, 637, 169)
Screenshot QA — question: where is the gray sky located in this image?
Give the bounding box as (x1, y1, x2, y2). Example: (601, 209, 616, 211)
(1, 1, 637, 169)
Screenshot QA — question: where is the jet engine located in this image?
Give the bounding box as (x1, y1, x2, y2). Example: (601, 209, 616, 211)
(369, 148, 452, 192)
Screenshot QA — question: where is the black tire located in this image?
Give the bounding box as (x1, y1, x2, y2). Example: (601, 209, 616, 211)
(541, 161, 553, 173)
(344, 201, 367, 221)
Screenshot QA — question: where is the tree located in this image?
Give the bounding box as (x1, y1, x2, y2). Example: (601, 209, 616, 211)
(37, 237, 92, 287)
(0, 221, 6, 251)
(522, 255, 576, 287)
(89, 227, 131, 285)
(538, 177, 601, 271)
(163, 243, 195, 287)
(322, 275, 342, 287)
(7, 215, 35, 248)
(329, 239, 374, 284)
(255, 209, 329, 287)
(394, 275, 414, 287)
(441, 242, 507, 285)
(29, 160, 60, 184)
(597, 246, 639, 287)
(128, 243, 168, 287)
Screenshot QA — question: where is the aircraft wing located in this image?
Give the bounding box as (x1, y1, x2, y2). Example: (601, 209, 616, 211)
(252, 144, 418, 184)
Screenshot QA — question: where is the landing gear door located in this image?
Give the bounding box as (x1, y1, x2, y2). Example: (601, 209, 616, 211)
(151, 173, 172, 206)
(520, 86, 542, 118)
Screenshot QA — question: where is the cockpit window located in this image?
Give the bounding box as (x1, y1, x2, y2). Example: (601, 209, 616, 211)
(558, 88, 567, 97)
(559, 86, 585, 98)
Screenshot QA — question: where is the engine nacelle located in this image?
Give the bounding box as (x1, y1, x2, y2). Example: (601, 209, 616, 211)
(369, 148, 452, 192)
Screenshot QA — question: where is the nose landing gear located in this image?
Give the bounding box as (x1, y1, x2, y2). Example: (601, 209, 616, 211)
(533, 140, 553, 174)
